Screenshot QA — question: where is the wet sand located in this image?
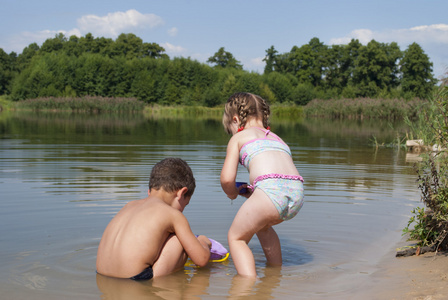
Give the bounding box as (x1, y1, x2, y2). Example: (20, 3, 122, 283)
(351, 240, 448, 300)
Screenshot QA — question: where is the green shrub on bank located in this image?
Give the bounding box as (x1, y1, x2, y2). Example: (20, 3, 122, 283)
(403, 83, 448, 249)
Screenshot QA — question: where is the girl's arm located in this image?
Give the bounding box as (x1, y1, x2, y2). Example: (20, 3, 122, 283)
(221, 137, 240, 200)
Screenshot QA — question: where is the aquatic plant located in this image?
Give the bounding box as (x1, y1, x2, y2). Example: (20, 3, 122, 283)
(403, 81, 448, 250)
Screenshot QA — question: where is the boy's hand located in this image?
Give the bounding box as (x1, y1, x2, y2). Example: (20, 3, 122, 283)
(197, 235, 212, 250)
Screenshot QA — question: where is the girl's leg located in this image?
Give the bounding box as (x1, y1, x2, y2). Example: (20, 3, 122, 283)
(256, 226, 282, 266)
(152, 234, 188, 278)
(228, 189, 280, 277)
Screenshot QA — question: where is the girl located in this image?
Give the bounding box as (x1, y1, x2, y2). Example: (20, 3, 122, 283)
(221, 92, 304, 277)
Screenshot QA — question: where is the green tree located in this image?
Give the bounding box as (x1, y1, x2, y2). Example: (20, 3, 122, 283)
(400, 42, 437, 99)
(325, 39, 362, 93)
(142, 42, 168, 59)
(352, 40, 401, 97)
(16, 43, 40, 71)
(272, 52, 292, 74)
(263, 45, 278, 74)
(280, 38, 328, 87)
(110, 33, 143, 59)
(0, 49, 17, 95)
(40, 33, 66, 53)
(207, 47, 242, 69)
(264, 71, 293, 103)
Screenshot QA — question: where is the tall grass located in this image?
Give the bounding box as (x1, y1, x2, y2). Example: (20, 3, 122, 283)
(403, 83, 448, 249)
(14, 96, 145, 112)
(0, 95, 13, 112)
(7, 96, 425, 123)
(143, 104, 305, 122)
(143, 105, 223, 119)
(304, 98, 424, 120)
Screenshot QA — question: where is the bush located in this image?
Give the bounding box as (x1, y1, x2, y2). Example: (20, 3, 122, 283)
(404, 83, 448, 249)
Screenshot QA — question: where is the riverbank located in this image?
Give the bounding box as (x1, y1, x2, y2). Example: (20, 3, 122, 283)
(0, 96, 426, 122)
(352, 238, 448, 300)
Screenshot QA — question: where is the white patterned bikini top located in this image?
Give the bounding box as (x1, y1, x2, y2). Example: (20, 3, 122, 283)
(239, 128, 291, 169)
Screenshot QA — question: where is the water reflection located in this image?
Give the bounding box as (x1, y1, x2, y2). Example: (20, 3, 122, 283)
(97, 271, 212, 300)
(0, 111, 420, 299)
(96, 267, 283, 300)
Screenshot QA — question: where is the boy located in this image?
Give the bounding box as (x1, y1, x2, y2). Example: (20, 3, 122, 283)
(96, 158, 211, 280)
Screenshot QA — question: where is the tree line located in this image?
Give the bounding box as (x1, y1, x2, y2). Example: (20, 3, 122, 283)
(0, 33, 438, 107)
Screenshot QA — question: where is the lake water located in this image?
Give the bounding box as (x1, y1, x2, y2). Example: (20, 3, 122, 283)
(0, 111, 420, 299)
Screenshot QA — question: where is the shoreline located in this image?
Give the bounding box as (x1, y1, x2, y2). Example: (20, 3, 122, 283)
(352, 238, 448, 300)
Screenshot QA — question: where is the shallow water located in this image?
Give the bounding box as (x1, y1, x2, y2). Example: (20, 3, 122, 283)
(0, 112, 420, 299)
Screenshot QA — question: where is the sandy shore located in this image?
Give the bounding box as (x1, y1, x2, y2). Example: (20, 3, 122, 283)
(351, 241, 448, 300)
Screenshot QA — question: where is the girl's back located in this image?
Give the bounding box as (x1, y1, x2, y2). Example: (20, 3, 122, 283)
(234, 127, 300, 183)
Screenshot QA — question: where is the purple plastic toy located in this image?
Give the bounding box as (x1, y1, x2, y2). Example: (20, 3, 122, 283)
(235, 181, 248, 194)
(209, 238, 229, 261)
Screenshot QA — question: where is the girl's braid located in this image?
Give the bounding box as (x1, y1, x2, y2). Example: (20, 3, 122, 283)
(226, 92, 270, 129)
(259, 95, 270, 128)
(251, 93, 270, 129)
(238, 95, 248, 128)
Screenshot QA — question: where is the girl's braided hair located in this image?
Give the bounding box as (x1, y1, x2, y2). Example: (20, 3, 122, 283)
(222, 92, 270, 134)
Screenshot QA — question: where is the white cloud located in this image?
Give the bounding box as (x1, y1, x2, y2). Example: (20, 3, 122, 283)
(244, 56, 264, 73)
(250, 56, 264, 66)
(167, 27, 178, 37)
(3, 9, 165, 53)
(7, 28, 82, 52)
(408, 24, 448, 44)
(77, 9, 164, 37)
(161, 42, 187, 55)
(330, 23, 448, 46)
(330, 29, 374, 45)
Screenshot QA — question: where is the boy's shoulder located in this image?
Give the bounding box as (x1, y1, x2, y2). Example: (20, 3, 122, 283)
(121, 196, 174, 214)
(118, 196, 184, 229)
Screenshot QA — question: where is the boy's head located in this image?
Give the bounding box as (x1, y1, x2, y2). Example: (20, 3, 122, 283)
(149, 158, 196, 197)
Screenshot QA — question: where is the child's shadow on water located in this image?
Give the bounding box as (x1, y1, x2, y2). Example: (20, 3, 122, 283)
(251, 237, 313, 268)
(280, 240, 313, 267)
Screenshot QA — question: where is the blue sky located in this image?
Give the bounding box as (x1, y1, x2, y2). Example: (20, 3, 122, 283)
(1, 0, 447, 80)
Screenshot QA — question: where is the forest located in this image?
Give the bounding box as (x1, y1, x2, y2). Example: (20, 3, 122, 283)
(0, 32, 439, 107)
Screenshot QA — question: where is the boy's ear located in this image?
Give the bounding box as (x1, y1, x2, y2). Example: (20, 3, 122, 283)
(147, 189, 151, 196)
(176, 187, 188, 199)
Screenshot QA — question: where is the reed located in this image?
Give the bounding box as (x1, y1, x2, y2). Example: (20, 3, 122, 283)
(270, 105, 304, 119)
(8, 96, 424, 122)
(14, 96, 145, 112)
(143, 105, 223, 119)
(303, 97, 424, 120)
(0, 96, 14, 112)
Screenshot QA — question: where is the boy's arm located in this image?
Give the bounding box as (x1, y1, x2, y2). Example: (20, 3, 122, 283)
(172, 212, 211, 267)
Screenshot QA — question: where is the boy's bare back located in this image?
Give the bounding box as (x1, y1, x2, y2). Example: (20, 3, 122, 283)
(96, 195, 178, 278)
(96, 158, 211, 280)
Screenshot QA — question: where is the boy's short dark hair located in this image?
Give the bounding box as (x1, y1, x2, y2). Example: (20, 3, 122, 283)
(149, 158, 196, 197)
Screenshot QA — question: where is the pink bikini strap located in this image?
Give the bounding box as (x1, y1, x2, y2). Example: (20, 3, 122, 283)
(247, 173, 304, 190)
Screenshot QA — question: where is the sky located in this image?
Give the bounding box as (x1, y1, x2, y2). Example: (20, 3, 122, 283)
(1, 0, 447, 80)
